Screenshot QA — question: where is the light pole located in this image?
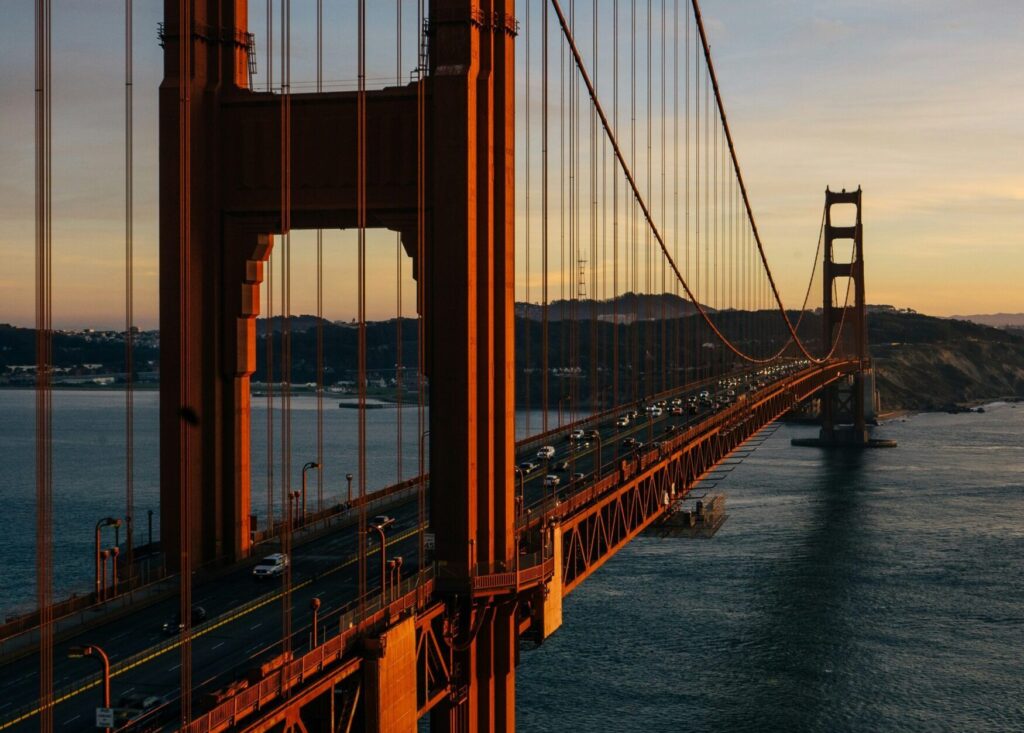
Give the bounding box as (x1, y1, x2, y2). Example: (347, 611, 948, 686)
(99, 550, 109, 603)
(593, 433, 603, 479)
(94, 517, 121, 601)
(68, 644, 111, 732)
(310, 597, 321, 647)
(369, 516, 395, 607)
(109, 547, 120, 599)
(389, 556, 404, 601)
(301, 461, 320, 523)
(345, 473, 354, 508)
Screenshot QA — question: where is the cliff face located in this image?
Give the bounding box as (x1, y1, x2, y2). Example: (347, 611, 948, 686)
(871, 326, 1024, 412)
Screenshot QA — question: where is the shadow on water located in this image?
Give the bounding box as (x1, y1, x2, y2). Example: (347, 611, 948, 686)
(720, 448, 870, 733)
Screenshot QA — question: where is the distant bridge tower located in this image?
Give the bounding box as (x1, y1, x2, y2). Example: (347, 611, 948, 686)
(819, 187, 871, 444)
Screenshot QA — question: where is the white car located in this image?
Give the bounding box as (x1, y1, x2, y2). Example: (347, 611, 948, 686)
(536, 445, 556, 460)
(649, 407, 663, 417)
(615, 417, 629, 427)
(543, 474, 561, 488)
(253, 553, 288, 579)
(569, 429, 585, 441)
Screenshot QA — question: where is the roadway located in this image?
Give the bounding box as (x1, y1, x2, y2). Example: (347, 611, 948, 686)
(0, 361, 807, 730)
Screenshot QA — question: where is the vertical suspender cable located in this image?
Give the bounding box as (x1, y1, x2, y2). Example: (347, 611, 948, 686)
(542, 0, 549, 434)
(34, 0, 54, 727)
(125, 0, 135, 579)
(316, 0, 324, 514)
(415, 0, 428, 569)
(266, 256, 274, 532)
(357, 0, 368, 611)
(630, 0, 637, 403)
(612, 0, 618, 409)
(524, 0, 531, 435)
(178, 0, 193, 721)
(394, 0, 403, 485)
(590, 0, 599, 414)
(280, 0, 293, 661)
(266, 0, 275, 538)
(416, 0, 427, 571)
(683, 0, 689, 390)
(673, 0, 679, 391)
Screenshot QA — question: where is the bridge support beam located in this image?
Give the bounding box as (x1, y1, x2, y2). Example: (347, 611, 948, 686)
(364, 615, 418, 733)
(537, 525, 563, 640)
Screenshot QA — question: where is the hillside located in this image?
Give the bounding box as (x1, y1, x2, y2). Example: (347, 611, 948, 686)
(2, 309, 1022, 412)
(868, 312, 1024, 411)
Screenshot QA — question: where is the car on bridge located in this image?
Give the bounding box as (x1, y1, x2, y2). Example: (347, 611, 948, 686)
(543, 475, 560, 488)
(615, 416, 630, 427)
(371, 514, 395, 528)
(569, 429, 586, 441)
(648, 407, 663, 417)
(536, 445, 556, 460)
(252, 553, 288, 579)
(571, 472, 585, 482)
(519, 461, 539, 473)
(553, 460, 571, 472)
(161, 605, 207, 634)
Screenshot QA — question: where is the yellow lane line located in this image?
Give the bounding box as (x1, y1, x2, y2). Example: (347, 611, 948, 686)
(0, 525, 421, 729)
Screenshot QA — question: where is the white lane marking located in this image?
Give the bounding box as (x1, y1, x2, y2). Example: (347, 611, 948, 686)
(62, 715, 81, 726)
(111, 631, 129, 641)
(249, 622, 262, 630)
(212, 642, 225, 650)
(168, 663, 181, 672)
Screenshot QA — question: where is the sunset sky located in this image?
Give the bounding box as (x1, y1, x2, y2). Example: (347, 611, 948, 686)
(1, 1, 1021, 329)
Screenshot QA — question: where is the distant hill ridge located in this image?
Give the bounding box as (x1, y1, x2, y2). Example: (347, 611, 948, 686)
(952, 313, 1024, 328)
(3, 309, 1023, 412)
(515, 292, 711, 322)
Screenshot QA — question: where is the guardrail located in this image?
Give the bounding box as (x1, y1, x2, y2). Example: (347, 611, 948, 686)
(186, 570, 437, 733)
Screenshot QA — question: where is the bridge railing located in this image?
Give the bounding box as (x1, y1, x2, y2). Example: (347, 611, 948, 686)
(187, 569, 437, 733)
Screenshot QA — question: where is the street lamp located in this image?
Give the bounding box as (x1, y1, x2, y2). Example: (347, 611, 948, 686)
(99, 550, 110, 603)
(94, 517, 121, 601)
(345, 473, 354, 508)
(68, 644, 111, 732)
(368, 516, 395, 607)
(301, 461, 320, 523)
(310, 597, 321, 647)
(388, 556, 404, 601)
(108, 547, 120, 599)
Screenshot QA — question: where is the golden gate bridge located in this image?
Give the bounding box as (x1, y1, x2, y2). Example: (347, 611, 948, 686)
(5, 1, 889, 730)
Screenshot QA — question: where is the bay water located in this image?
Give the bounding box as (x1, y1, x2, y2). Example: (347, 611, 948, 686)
(1, 390, 1021, 730)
